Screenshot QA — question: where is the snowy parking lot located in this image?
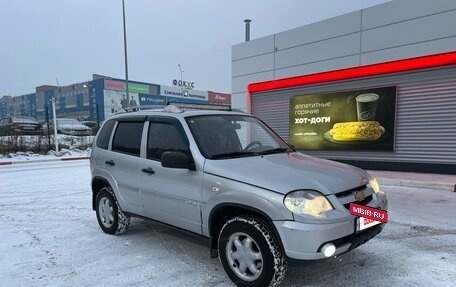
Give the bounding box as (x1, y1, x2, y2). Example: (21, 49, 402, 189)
(1, 160, 455, 287)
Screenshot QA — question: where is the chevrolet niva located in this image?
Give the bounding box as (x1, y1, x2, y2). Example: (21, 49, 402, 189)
(90, 105, 388, 287)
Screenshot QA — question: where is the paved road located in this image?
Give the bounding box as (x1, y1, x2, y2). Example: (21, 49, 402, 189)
(1, 161, 455, 286)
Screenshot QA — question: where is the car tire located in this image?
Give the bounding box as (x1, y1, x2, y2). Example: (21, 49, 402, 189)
(218, 216, 287, 287)
(95, 187, 130, 235)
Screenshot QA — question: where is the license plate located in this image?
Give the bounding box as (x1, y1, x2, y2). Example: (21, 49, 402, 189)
(357, 217, 381, 231)
(350, 203, 388, 222)
(350, 203, 387, 232)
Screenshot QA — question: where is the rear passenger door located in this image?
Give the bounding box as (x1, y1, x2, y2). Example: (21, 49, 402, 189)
(105, 119, 145, 214)
(139, 117, 203, 234)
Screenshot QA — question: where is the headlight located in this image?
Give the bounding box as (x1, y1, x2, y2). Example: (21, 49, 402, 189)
(284, 190, 333, 218)
(367, 174, 382, 194)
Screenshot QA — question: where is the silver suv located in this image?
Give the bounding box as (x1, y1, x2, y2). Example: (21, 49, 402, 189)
(90, 105, 388, 287)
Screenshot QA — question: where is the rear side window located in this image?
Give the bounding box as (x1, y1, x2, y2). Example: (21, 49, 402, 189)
(96, 120, 116, 150)
(112, 122, 144, 157)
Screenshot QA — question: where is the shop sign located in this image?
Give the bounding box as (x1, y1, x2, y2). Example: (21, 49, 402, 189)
(208, 92, 231, 105)
(139, 94, 166, 106)
(105, 80, 150, 94)
(161, 85, 208, 101)
(173, 79, 195, 89)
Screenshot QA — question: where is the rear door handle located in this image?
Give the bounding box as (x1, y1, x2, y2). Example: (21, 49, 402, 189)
(105, 160, 115, 166)
(141, 167, 155, 175)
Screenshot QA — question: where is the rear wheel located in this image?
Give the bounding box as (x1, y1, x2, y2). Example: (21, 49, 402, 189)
(95, 187, 130, 235)
(218, 216, 287, 287)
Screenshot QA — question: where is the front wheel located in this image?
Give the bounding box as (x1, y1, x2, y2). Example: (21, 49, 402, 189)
(95, 187, 130, 235)
(218, 216, 287, 287)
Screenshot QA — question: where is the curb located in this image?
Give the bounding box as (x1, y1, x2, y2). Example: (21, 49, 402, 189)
(377, 178, 455, 192)
(0, 157, 90, 166)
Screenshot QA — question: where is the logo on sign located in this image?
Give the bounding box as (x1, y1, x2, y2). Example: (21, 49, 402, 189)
(173, 79, 195, 89)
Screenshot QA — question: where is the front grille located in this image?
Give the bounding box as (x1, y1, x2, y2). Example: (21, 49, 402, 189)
(335, 185, 366, 198)
(334, 184, 374, 210)
(343, 195, 373, 209)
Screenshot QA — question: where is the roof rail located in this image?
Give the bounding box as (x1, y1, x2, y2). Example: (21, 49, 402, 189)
(123, 105, 165, 112)
(122, 102, 233, 113)
(165, 102, 232, 111)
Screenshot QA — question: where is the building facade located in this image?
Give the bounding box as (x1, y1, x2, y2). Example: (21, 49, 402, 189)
(231, 0, 456, 173)
(0, 75, 231, 123)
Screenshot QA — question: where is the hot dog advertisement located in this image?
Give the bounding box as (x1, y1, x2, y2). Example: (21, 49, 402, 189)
(289, 86, 397, 151)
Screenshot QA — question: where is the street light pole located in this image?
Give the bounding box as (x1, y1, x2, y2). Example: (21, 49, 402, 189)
(122, 0, 130, 107)
(53, 78, 60, 153)
(51, 97, 59, 153)
(48, 78, 60, 152)
(178, 64, 183, 96)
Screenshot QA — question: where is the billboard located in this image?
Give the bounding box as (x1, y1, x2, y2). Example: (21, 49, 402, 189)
(103, 90, 139, 117)
(289, 86, 397, 150)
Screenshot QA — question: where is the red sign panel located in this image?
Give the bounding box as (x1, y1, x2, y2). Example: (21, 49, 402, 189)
(350, 203, 388, 223)
(208, 91, 231, 105)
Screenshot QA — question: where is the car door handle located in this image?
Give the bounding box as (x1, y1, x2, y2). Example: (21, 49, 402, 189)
(105, 160, 115, 166)
(141, 167, 155, 175)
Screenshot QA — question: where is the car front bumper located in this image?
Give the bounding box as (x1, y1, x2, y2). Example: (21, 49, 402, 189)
(273, 217, 385, 260)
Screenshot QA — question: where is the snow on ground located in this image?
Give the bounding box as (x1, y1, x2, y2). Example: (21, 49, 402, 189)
(0, 148, 90, 163)
(0, 135, 92, 163)
(0, 160, 455, 287)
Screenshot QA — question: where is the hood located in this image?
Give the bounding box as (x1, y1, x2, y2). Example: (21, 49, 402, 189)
(203, 152, 368, 195)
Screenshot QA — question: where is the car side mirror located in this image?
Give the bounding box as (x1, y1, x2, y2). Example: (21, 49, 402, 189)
(161, 151, 195, 170)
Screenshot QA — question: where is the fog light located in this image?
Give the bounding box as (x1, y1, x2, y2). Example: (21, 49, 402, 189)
(321, 243, 336, 257)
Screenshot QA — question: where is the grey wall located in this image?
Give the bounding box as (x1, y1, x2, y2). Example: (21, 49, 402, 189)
(231, 0, 456, 111)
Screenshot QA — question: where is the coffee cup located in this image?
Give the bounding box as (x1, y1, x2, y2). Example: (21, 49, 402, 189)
(356, 93, 379, 121)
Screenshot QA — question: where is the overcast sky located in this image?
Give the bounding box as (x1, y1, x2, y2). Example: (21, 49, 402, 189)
(1, 0, 391, 96)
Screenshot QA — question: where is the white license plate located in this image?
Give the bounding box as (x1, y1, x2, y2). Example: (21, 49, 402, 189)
(357, 217, 381, 231)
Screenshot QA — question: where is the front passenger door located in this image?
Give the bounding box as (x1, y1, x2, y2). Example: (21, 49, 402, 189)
(139, 118, 203, 234)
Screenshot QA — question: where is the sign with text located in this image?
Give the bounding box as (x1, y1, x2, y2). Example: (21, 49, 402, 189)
(139, 94, 166, 106)
(160, 85, 208, 102)
(350, 203, 388, 223)
(104, 80, 153, 94)
(289, 86, 397, 150)
(208, 91, 231, 105)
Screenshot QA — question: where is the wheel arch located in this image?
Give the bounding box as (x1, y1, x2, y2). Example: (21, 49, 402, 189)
(208, 203, 285, 258)
(91, 177, 112, 210)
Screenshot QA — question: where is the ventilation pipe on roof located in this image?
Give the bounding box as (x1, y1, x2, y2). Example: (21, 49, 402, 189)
(244, 19, 252, 41)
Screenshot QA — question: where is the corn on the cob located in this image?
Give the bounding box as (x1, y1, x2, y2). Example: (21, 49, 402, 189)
(330, 121, 385, 141)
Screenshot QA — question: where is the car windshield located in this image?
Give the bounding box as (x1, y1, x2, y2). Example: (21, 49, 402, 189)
(11, 116, 38, 123)
(57, 119, 81, 125)
(186, 114, 291, 159)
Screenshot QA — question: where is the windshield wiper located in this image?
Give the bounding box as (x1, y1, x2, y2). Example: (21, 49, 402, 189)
(258, 148, 293, 155)
(210, 151, 259, 159)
